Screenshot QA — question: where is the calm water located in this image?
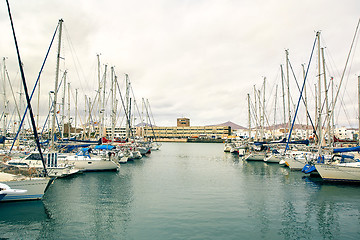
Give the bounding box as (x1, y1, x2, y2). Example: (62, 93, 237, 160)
(1, 142, 360, 239)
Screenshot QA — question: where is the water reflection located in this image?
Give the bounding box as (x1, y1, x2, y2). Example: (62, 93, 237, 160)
(242, 159, 360, 239)
(39, 169, 135, 239)
(0, 201, 50, 239)
(0, 200, 50, 223)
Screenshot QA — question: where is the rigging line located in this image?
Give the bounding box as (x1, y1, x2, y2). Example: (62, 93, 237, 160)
(142, 99, 156, 140)
(40, 72, 66, 137)
(6, 0, 48, 176)
(83, 89, 100, 136)
(321, 34, 342, 79)
(114, 72, 135, 140)
(343, 34, 359, 116)
(339, 94, 353, 127)
(68, 87, 85, 129)
(145, 99, 159, 140)
(254, 87, 272, 129)
(329, 18, 360, 128)
(288, 57, 317, 137)
(129, 82, 145, 126)
(5, 68, 22, 122)
(285, 33, 317, 151)
(10, 20, 59, 152)
(63, 25, 87, 95)
(264, 67, 281, 112)
(249, 98, 260, 128)
(332, 83, 354, 127)
(147, 99, 158, 129)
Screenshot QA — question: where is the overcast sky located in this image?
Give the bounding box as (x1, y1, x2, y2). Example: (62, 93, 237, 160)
(1, 0, 360, 129)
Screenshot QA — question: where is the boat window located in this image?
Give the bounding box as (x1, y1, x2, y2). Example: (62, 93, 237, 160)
(27, 153, 42, 160)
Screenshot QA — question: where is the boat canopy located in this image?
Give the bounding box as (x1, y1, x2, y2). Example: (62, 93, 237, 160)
(254, 138, 309, 146)
(333, 146, 360, 153)
(94, 145, 115, 150)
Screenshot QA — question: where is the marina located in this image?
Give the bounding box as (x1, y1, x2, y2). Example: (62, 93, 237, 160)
(1, 1, 360, 239)
(2, 142, 360, 239)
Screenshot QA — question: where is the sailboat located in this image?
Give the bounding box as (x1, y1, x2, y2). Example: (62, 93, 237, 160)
(1, 1, 54, 202)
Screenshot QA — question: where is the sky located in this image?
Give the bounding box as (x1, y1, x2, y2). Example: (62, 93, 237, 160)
(1, 0, 360, 130)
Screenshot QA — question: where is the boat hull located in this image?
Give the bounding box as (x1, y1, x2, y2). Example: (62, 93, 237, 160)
(315, 164, 360, 182)
(285, 157, 307, 171)
(0, 177, 52, 202)
(65, 160, 118, 171)
(264, 154, 281, 163)
(245, 152, 266, 161)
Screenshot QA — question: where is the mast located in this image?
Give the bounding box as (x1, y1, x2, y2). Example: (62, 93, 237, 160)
(67, 82, 71, 138)
(331, 77, 335, 144)
(358, 76, 360, 146)
(88, 97, 92, 139)
(248, 93, 251, 141)
(61, 70, 67, 139)
(316, 31, 322, 146)
(114, 75, 118, 139)
(101, 65, 107, 138)
(262, 77, 266, 140)
(314, 83, 318, 139)
(302, 64, 309, 140)
(6, 0, 48, 175)
(83, 95, 87, 139)
(258, 89, 262, 140)
(253, 85, 258, 141)
(18, 79, 23, 140)
(48, 91, 52, 139)
(273, 84, 278, 140)
(111, 66, 115, 141)
(75, 88, 78, 138)
(2, 58, 7, 137)
(280, 65, 286, 138)
(36, 60, 40, 129)
(285, 50, 291, 138)
(321, 47, 331, 146)
(125, 74, 130, 139)
(51, 19, 63, 149)
(97, 54, 101, 138)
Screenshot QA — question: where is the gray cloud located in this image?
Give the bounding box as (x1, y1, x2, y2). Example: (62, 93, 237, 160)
(1, 0, 359, 130)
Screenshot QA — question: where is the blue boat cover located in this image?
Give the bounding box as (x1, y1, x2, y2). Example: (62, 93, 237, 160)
(333, 146, 360, 153)
(94, 145, 115, 150)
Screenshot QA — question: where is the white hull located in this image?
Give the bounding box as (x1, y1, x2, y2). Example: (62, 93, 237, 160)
(58, 154, 120, 171)
(0, 173, 52, 202)
(284, 157, 306, 171)
(60, 159, 118, 171)
(245, 152, 266, 161)
(264, 154, 281, 163)
(315, 163, 360, 182)
(47, 167, 80, 178)
(6, 156, 81, 178)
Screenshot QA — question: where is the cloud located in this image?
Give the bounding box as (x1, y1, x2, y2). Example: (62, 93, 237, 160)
(1, 0, 359, 131)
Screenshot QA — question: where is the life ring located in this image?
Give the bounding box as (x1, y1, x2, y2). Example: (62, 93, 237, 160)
(2, 156, 11, 162)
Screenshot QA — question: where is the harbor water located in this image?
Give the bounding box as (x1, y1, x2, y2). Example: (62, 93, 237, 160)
(1, 142, 360, 239)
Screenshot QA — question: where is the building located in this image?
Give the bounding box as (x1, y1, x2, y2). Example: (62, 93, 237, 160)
(141, 118, 231, 139)
(105, 127, 136, 139)
(177, 118, 190, 127)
